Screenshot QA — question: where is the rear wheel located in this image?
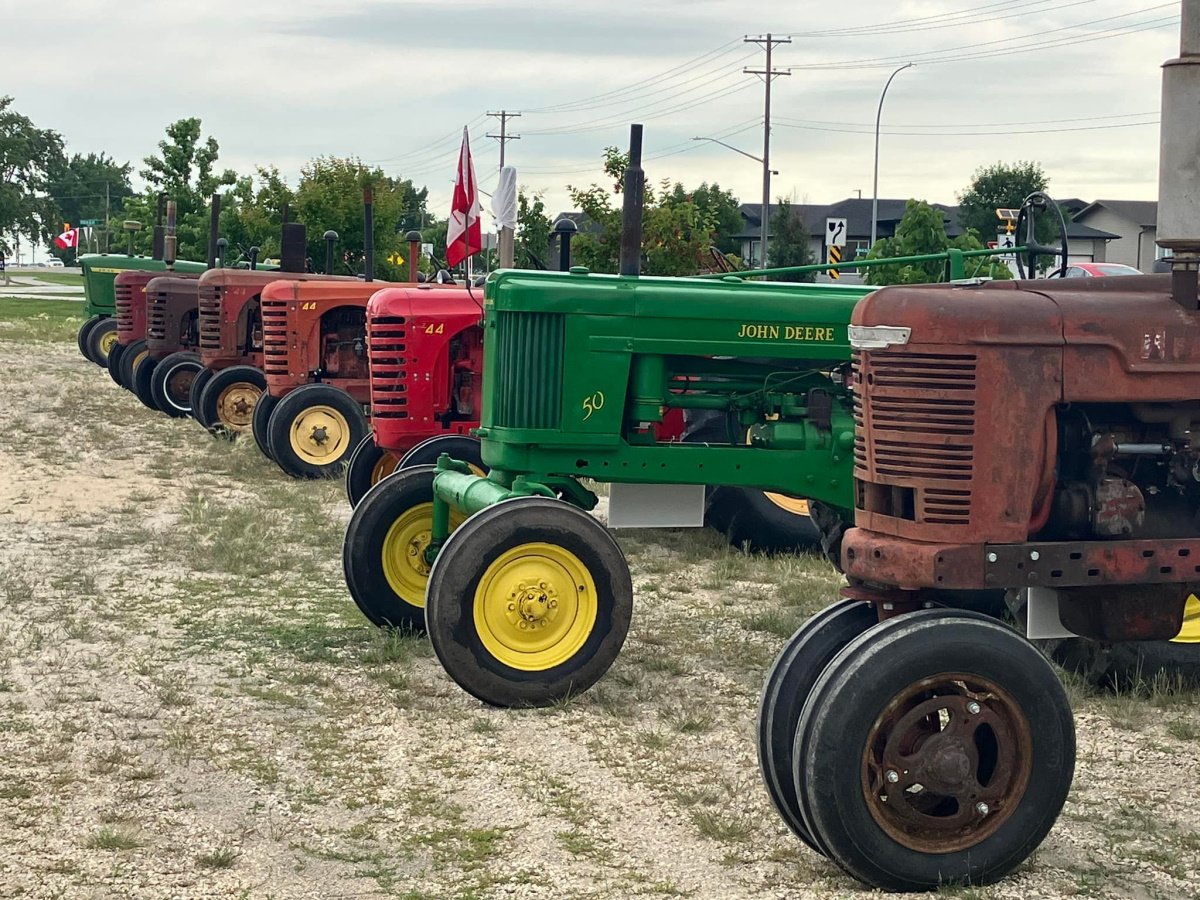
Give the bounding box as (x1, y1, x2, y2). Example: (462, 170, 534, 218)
(345, 434, 400, 507)
(252, 391, 279, 461)
(106, 342, 126, 386)
(77, 315, 105, 364)
(398, 434, 486, 474)
(268, 383, 367, 479)
(150, 351, 203, 418)
(425, 497, 634, 707)
(792, 610, 1075, 891)
(87, 318, 119, 368)
(342, 465, 464, 630)
(198, 365, 266, 436)
(131, 353, 160, 411)
(189, 367, 218, 429)
(705, 486, 820, 553)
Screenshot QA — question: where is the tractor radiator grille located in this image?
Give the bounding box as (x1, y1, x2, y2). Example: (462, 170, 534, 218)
(491, 311, 564, 430)
(198, 284, 222, 350)
(262, 299, 290, 376)
(115, 283, 136, 343)
(854, 351, 977, 525)
(146, 289, 168, 343)
(369, 315, 408, 419)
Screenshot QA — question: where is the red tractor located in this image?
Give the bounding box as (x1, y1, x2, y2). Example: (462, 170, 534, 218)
(190, 220, 350, 435)
(110, 269, 165, 391)
(130, 271, 206, 416)
(757, 21, 1200, 889)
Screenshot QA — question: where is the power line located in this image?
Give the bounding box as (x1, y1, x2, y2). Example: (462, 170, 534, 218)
(773, 110, 1159, 129)
(774, 119, 1159, 136)
(783, 0, 1097, 38)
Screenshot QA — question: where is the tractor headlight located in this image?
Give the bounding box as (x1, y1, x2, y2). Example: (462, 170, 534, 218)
(848, 325, 911, 350)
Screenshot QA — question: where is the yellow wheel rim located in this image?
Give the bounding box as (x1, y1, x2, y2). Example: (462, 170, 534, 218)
(98, 329, 118, 358)
(473, 543, 598, 672)
(216, 382, 261, 431)
(381, 502, 463, 609)
(289, 405, 352, 465)
(371, 453, 400, 487)
(131, 349, 148, 371)
(1175, 595, 1200, 644)
(764, 493, 810, 516)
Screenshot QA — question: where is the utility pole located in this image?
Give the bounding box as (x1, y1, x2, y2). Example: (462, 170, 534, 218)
(745, 33, 790, 269)
(486, 110, 521, 171)
(105, 182, 110, 253)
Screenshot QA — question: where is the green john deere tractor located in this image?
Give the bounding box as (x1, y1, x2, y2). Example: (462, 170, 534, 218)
(341, 124, 1038, 708)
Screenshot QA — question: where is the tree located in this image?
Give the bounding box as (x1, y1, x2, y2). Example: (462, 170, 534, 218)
(293, 157, 426, 279)
(516, 190, 553, 268)
(666, 181, 743, 254)
(0, 96, 65, 258)
(118, 117, 238, 260)
(957, 160, 1059, 246)
(768, 199, 816, 281)
(865, 199, 1012, 286)
(567, 147, 717, 276)
(45, 152, 133, 263)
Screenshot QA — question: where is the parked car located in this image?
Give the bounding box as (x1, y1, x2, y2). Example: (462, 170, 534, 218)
(44, 258, 64, 268)
(1064, 262, 1142, 277)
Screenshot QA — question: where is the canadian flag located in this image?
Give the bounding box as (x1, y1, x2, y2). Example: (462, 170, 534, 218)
(445, 127, 481, 268)
(54, 227, 79, 250)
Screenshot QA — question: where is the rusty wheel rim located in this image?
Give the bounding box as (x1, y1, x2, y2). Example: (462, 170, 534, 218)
(861, 673, 1032, 854)
(216, 382, 261, 431)
(167, 367, 197, 408)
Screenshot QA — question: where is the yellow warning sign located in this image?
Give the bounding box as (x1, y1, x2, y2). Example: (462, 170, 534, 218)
(827, 245, 841, 280)
(387, 252, 405, 266)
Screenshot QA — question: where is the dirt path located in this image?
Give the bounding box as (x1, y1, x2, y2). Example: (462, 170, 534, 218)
(0, 340, 1198, 899)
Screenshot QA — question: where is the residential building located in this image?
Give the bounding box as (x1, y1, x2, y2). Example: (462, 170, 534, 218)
(1072, 200, 1160, 271)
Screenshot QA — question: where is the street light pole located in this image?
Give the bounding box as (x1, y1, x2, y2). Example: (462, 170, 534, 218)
(871, 62, 913, 249)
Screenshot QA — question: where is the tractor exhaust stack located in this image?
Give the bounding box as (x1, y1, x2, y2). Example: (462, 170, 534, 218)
(207, 193, 221, 269)
(363, 187, 375, 283)
(324, 230, 339, 275)
(164, 201, 177, 270)
(1158, 0, 1200, 309)
(151, 192, 167, 260)
(406, 230, 422, 283)
(619, 124, 644, 277)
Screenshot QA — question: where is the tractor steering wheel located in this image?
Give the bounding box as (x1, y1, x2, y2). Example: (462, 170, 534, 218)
(1014, 191, 1069, 279)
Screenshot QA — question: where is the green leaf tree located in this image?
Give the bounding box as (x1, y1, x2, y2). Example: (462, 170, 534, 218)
(865, 199, 1013, 286)
(768, 199, 816, 282)
(516, 190, 553, 268)
(45, 151, 133, 262)
(956, 160, 1064, 259)
(0, 96, 65, 258)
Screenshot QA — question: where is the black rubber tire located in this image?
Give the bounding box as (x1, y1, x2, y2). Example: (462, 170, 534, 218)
(345, 434, 399, 508)
(252, 391, 279, 461)
(130, 353, 160, 411)
(425, 497, 634, 708)
(189, 367, 218, 429)
(267, 383, 368, 479)
(398, 434, 485, 473)
(106, 342, 126, 386)
(343, 464, 450, 631)
(794, 610, 1076, 892)
(119, 339, 149, 392)
(87, 318, 119, 367)
(757, 600, 876, 853)
(150, 351, 203, 418)
(77, 315, 105, 364)
(705, 485, 821, 553)
(197, 365, 266, 436)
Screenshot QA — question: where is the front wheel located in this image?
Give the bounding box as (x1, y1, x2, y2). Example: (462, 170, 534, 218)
(198, 365, 266, 436)
(77, 315, 106, 364)
(398, 434, 485, 474)
(130, 353, 160, 411)
(425, 497, 634, 707)
(87, 318, 119, 368)
(119, 339, 149, 391)
(252, 391, 279, 461)
(792, 610, 1075, 892)
(149, 351, 203, 418)
(106, 342, 126, 386)
(267, 383, 367, 479)
(189, 367, 218, 429)
(705, 486, 821, 553)
(345, 434, 399, 507)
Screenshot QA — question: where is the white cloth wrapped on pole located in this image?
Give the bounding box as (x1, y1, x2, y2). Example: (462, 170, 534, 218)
(492, 166, 518, 232)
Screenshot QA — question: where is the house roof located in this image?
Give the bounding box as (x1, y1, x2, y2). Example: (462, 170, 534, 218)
(737, 198, 1117, 242)
(1077, 199, 1158, 228)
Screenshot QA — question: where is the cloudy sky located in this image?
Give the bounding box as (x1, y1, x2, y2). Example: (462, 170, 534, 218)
(1, 0, 1179, 220)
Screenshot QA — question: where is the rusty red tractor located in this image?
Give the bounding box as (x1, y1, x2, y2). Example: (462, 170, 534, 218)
(129, 271, 206, 416)
(756, 18, 1200, 887)
(189, 217, 349, 436)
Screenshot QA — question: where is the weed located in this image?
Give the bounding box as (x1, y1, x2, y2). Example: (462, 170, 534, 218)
(85, 825, 143, 851)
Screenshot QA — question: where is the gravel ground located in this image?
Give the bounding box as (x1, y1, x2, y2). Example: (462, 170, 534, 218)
(0, 338, 1198, 900)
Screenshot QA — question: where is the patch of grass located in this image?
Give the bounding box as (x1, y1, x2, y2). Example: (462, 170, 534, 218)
(555, 828, 610, 860)
(743, 605, 807, 637)
(196, 846, 240, 869)
(85, 825, 144, 851)
(1167, 719, 1200, 741)
(664, 706, 715, 734)
(0, 297, 81, 343)
(691, 809, 752, 843)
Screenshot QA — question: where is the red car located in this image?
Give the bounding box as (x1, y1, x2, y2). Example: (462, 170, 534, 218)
(1064, 262, 1143, 277)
